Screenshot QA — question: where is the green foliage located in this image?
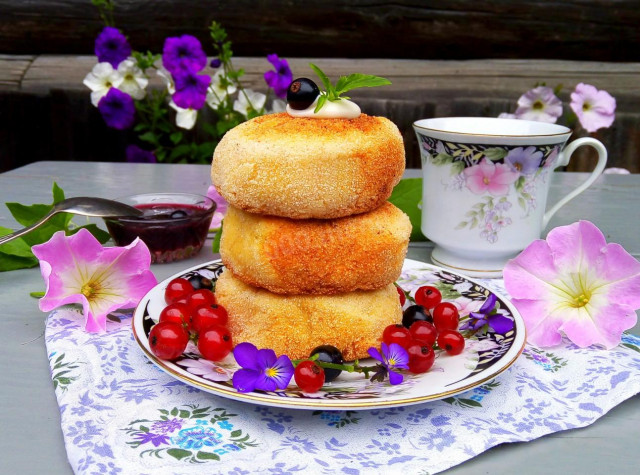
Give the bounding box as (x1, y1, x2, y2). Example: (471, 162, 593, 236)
(388, 178, 426, 242)
(0, 182, 111, 272)
(309, 63, 391, 113)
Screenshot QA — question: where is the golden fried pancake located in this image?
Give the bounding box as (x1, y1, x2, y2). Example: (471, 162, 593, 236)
(211, 113, 405, 219)
(216, 269, 402, 360)
(220, 202, 411, 295)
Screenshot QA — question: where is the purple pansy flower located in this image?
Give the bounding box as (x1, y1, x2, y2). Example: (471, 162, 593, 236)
(459, 294, 514, 333)
(97, 88, 135, 130)
(368, 343, 409, 385)
(94, 26, 131, 68)
(210, 58, 222, 68)
(263, 54, 293, 99)
(162, 35, 207, 74)
(125, 144, 157, 163)
(504, 146, 543, 175)
(172, 69, 211, 110)
(232, 342, 294, 393)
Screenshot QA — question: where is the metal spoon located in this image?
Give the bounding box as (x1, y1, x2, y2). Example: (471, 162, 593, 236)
(0, 197, 143, 246)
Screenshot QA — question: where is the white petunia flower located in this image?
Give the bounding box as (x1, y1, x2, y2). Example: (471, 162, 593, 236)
(116, 57, 148, 100)
(233, 89, 266, 117)
(156, 66, 175, 95)
(83, 62, 123, 107)
(206, 70, 238, 109)
(169, 100, 197, 130)
(269, 99, 287, 114)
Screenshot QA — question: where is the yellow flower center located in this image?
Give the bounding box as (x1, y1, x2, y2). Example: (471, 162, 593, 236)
(514, 162, 523, 171)
(583, 102, 592, 112)
(532, 99, 545, 110)
(81, 280, 101, 300)
(265, 367, 277, 378)
(570, 293, 591, 308)
(483, 177, 490, 185)
(388, 358, 396, 366)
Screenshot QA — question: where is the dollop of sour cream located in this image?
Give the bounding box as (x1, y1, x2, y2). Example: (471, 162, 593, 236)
(286, 97, 361, 119)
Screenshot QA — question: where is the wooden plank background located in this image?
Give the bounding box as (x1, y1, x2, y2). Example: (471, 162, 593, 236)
(0, 0, 639, 172)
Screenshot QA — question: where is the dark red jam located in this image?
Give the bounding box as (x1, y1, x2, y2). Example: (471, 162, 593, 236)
(105, 203, 214, 263)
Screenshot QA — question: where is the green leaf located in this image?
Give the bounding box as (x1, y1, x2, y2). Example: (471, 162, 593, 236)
(333, 73, 391, 96)
(432, 153, 453, 166)
(230, 429, 242, 437)
(313, 94, 328, 114)
(211, 221, 223, 253)
(196, 451, 220, 461)
(71, 224, 112, 244)
(388, 178, 426, 242)
(450, 160, 466, 176)
(166, 448, 192, 460)
(0, 227, 35, 258)
(309, 63, 333, 96)
(30, 291, 45, 298)
(483, 147, 508, 161)
(514, 176, 526, 192)
(0, 252, 39, 271)
(170, 132, 184, 145)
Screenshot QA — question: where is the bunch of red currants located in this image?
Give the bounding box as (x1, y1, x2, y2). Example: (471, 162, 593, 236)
(387, 285, 465, 374)
(148, 277, 233, 362)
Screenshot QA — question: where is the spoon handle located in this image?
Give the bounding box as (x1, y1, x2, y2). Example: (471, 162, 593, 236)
(0, 210, 57, 246)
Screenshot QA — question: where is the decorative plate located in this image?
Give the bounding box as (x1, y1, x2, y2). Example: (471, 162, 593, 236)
(132, 259, 526, 410)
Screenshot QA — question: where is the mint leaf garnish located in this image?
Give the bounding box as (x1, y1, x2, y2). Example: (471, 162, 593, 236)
(309, 63, 391, 113)
(388, 178, 427, 242)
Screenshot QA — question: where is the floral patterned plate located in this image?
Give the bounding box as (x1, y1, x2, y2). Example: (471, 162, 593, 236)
(132, 259, 525, 410)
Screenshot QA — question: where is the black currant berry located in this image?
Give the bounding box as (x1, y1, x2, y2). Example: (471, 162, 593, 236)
(310, 345, 344, 382)
(188, 274, 214, 291)
(402, 304, 433, 328)
(287, 78, 320, 110)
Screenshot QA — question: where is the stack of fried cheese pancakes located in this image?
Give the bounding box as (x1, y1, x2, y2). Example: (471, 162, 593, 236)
(211, 112, 411, 361)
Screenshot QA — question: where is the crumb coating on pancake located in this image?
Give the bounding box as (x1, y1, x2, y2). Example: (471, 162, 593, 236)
(211, 113, 405, 219)
(216, 269, 402, 360)
(220, 202, 411, 294)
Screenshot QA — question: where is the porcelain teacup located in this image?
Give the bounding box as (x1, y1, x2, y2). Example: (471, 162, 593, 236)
(413, 117, 607, 278)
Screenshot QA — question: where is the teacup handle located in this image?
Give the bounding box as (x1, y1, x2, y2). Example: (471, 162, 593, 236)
(543, 137, 607, 228)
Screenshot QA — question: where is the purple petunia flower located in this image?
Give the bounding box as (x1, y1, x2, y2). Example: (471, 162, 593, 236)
(263, 54, 293, 99)
(504, 146, 543, 175)
(94, 26, 131, 68)
(459, 294, 514, 333)
(515, 86, 563, 124)
(210, 58, 222, 68)
(172, 69, 211, 110)
(162, 35, 207, 74)
(570, 83, 616, 133)
(125, 144, 157, 163)
(232, 342, 294, 393)
(97, 88, 135, 130)
(368, 343, 409, 385)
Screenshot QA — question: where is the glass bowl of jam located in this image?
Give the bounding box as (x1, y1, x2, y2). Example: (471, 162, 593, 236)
(104, 193, 216, 263)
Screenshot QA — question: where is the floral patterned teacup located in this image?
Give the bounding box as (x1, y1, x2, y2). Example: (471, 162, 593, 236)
(413, 117, 607, 278)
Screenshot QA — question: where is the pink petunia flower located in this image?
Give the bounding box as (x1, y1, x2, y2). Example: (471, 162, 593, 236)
(515, 86, 563, 123)
(570, 83, 616, 133)
(32, 229, 157, 333)
(206, 185, 228, 230)
(463, 159, 520, 196)
(503, 221, 640, 349)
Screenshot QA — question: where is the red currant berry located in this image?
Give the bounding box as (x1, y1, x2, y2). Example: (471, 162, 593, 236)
(159, 302, 192, 330)
(409, 321, 438, 347)
(437, 330, 465, 355)
(432, 302, 460, 331)
(396, 286, 407, 306)
(414, 285, 442, 309)
(382, 324, 413, 349)
(192, 304, 229, 332)
(148, 321, 189, 360)
(164, 277, 194, 305)
(406, 341, 436, 373)
(186, 289, 216, 312)
(197, 324, 233, 361)
(294, 360, 325, 393)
